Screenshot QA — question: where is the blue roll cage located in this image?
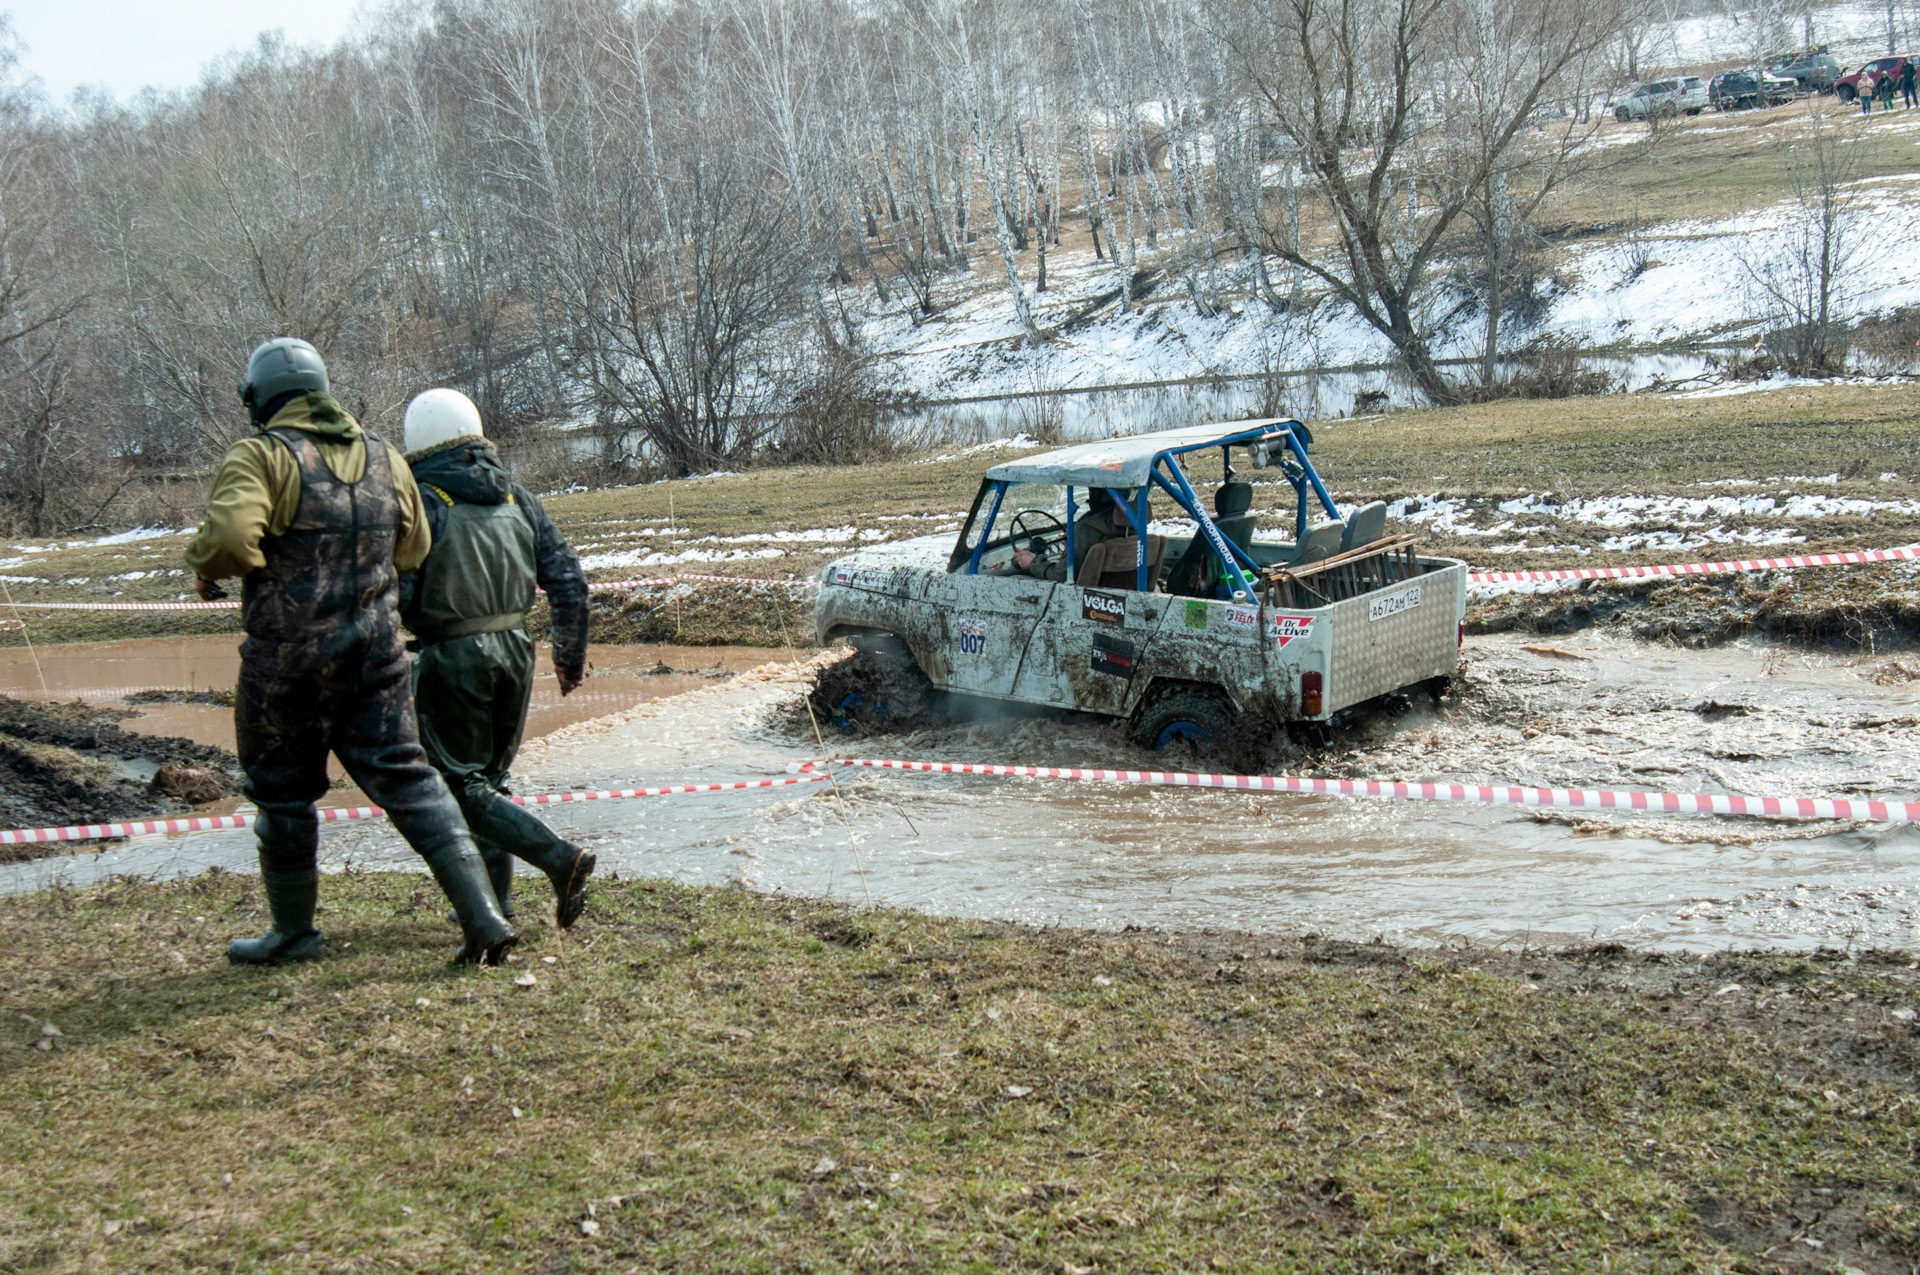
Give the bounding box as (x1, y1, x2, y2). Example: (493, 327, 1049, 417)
(960, 422, 1341, 598)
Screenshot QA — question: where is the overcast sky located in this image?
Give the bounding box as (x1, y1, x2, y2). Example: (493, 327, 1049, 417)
(6, 0, 366, 105)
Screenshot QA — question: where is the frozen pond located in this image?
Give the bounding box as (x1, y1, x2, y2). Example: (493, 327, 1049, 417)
(883, 353, 1722, 444)
(6, 633, 1915, 954)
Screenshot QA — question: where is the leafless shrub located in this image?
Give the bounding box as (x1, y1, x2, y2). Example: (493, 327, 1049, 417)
(1741, 107, 1860, 378)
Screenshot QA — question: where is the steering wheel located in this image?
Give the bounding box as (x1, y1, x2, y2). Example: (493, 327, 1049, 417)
(1008, 509, 1068, 557)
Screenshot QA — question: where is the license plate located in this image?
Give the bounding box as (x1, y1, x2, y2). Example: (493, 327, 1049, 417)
(1368, 583, 1422, 622)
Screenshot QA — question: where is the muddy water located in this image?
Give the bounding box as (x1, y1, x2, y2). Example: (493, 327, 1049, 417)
(0, 636, 803, 752)
(5, 635, 1917, 953)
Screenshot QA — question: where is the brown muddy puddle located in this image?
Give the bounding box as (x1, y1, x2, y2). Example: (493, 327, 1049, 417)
(0, 637, 810, 808)
(5, 634, 1917, 953)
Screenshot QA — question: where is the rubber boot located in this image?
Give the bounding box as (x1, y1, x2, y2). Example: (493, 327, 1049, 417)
(448, 840, 514, 926)
(469, 798, 596, 930)
(425, 836, 519, 966)
(228, 866, 326, 965)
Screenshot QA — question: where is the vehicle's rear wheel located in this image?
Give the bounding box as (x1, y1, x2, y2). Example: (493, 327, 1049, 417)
(1614, 106, 1631, 122)
(1132, 687, 1237, 757)
(1685, 106, 1703, 115)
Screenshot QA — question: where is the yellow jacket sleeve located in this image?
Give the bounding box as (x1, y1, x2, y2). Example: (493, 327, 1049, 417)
(388, 443, 433, 572)
(183, 438, 301, 581)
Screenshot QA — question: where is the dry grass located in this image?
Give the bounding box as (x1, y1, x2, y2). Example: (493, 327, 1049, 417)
(1547, 97, 1920, 228)
(1, 872, 1916, 1272)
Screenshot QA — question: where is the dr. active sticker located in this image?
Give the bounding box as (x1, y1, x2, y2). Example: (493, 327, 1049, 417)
(1270, 615, 1315, 648)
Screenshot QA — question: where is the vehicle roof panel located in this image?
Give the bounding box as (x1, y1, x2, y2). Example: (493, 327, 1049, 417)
(984, 418, 1300, 488)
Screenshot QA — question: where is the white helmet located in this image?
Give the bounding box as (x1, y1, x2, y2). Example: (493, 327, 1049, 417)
(403, 388, 485, 457)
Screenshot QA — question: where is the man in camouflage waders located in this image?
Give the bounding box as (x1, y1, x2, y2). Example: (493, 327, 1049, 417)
(398, 388, 596, 930)
(185, 339, 517, 966)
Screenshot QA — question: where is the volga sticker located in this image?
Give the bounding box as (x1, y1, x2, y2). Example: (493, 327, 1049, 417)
(1367, 583, 1423, 622)
(956, 618, 987, 655)
(1270, 615, 1316, 648)
(1082, 590, 1126, 626)
(1183, 600, 1209, 630)
(1091, 632, 1135, 677)
(1223, 605, 1260, 629)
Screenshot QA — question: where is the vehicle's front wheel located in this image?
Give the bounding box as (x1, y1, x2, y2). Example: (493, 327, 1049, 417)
(1614, 106, 1631, 122)
(808, 636, 936, 735)
(1838, 85, 1856, 102)
(1132, 687, 1237, 757)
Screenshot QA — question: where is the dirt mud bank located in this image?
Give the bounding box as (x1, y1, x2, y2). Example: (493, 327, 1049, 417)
(0, 696, 238, 852)
(1469, 562, 1920, 649)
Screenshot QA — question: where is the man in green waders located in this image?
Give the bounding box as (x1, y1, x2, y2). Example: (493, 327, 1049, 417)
(398, 389, 596, 930)
(187, 339, 517, 966)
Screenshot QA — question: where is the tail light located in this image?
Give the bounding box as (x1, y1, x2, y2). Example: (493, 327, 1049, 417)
(1301, 670, 1324, 717)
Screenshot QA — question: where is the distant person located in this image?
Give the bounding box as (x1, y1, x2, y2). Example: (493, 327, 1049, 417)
(187, 339, 516, 968)
(1903, 58, 1917, 108)
(1879, 68, 1897, 111)
(398, 389, 596, 931)
(1861, 71, 1875, 112)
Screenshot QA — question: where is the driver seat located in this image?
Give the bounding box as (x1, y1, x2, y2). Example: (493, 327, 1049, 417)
(1078, 535, 1167, 591)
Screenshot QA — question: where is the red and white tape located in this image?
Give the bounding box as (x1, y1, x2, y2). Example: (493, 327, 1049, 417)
(817, 757, 1920, 824)
(1466, 543, 1920, 585)
(9, 541, 1918, 614)
(0, 772, 829, 846)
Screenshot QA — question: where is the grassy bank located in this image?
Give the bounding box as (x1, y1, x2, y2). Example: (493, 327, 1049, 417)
(3, 381, 1919, 649)
(2, 873, 1917, 1271)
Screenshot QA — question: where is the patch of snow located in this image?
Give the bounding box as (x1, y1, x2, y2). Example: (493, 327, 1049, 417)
(73, 527, 187, 547)
(577, 546, 786, 570)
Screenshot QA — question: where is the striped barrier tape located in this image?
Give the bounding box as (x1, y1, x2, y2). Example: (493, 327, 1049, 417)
(1465, 543, 1920, 585)
(0, 772, 831, 846)
(8, 543, 1918, 613)
(818, 757, 1920, 824)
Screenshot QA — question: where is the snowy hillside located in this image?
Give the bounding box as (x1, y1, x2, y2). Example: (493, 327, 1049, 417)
(861, 116, 1920, 406)
(847, 0, 1920, 408)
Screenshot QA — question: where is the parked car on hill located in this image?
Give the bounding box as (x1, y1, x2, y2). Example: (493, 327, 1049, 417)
(1767, 50, 1842, 91)
(1837, 55, 1913, 102)
(1711, 68, 1798, 109)
(1612, 76, 1710, 121)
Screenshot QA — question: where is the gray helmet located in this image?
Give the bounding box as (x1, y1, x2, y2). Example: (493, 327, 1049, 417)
(237, 338, 329, 414)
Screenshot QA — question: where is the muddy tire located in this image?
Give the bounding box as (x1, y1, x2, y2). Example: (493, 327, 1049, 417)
(807, 638, 935, 736)
(1132, 687, 1237, 756)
